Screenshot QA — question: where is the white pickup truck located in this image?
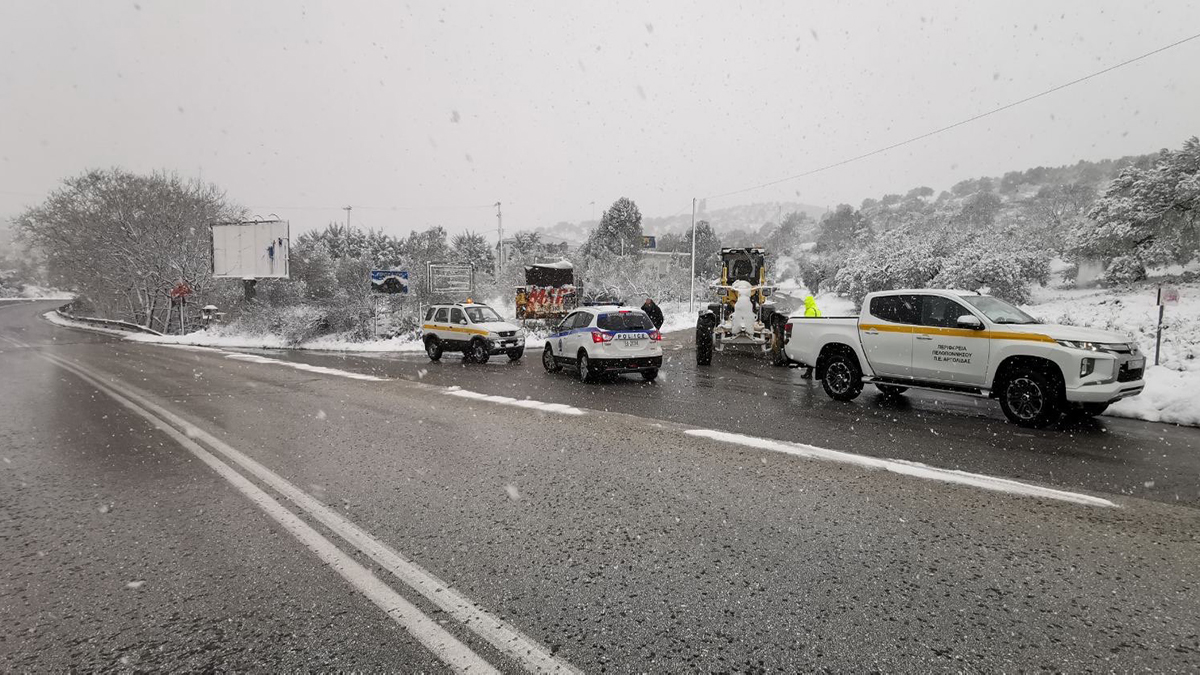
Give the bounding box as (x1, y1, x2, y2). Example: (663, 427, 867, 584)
(783, 289, 1146, 427)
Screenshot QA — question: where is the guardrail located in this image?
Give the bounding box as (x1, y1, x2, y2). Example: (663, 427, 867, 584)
(54, 306, 164, 336)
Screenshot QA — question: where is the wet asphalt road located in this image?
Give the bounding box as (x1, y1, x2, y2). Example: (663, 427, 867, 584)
(234, 324, 1200, 509)
(2, 299, 1199, 672)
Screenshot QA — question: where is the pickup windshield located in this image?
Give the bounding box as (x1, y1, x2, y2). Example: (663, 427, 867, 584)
(465, 306, 503, 323)
(961, 296, 1039, 324)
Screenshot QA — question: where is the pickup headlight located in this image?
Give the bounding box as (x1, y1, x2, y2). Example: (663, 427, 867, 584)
(1056, 340, 1128, 353)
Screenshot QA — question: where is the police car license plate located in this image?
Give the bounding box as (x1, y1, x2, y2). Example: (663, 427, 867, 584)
(616, 333, 645, 348)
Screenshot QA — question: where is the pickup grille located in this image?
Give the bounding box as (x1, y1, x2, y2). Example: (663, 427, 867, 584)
(1118, 364, 1144, 382)
(498, 330, 516, 338)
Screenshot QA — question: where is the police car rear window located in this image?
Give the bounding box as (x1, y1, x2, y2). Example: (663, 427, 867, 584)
(597, 312, 654, 331)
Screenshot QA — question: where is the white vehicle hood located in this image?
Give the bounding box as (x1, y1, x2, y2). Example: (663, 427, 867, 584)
(995, 322, 1131, 344)
(475, 320, 522, 335)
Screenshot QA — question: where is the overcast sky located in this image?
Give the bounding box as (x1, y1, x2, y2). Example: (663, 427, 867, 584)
(2, 0, 1198, 238)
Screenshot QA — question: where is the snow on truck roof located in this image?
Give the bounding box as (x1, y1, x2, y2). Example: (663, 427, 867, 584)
(875, 288, 982, 297)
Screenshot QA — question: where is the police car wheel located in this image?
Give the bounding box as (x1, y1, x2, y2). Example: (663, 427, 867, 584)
(425, 337, 442, 361)
(577, 351, 594, 382)
(641, 368, 658, 382)
(542, 346, 561, 372)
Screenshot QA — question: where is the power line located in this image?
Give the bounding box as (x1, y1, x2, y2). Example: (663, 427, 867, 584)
(706, 30, 1200, 201)
(250, 203, 496, 212)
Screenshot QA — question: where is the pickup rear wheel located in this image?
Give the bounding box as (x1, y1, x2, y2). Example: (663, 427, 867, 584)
(821, 352, 863, 401)
(998, 370, 1062, 428)
(768, 317, 788, 367)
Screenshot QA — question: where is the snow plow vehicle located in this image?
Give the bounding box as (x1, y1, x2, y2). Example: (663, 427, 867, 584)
(695, 247, 788, 366)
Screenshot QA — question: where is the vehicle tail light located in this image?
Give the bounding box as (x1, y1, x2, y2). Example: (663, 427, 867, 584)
(591, 331, 614, 343)
(649, 331, 663, 341)
(784, 322, 793, 337)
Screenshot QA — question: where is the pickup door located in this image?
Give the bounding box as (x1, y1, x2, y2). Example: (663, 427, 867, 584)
(859, 294, 919, 378)
(910, 295, 991, 386)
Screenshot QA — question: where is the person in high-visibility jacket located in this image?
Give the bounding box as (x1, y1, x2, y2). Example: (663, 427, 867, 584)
(799, 295, 821, 378)
(803, 295, 822, 318)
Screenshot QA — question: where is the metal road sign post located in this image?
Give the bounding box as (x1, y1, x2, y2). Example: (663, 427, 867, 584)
(1155, 285, 1180, 366)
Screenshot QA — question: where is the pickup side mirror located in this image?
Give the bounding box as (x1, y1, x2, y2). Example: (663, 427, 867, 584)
(956, 314, 983, 330)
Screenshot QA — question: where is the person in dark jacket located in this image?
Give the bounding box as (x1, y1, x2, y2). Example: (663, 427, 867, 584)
(642, 297, 664, 329)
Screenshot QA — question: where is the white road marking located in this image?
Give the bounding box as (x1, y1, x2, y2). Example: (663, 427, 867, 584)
(19, 349, 494, 673)
(224, 352, 387, 381)
(18, 340, 579, 674)
(685, 428, 1117, 508)
(446, 387, 585, 416)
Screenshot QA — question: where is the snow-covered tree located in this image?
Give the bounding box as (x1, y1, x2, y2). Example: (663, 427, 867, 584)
(1073, 136, 1200, 281)
(586, 197, 643, 256)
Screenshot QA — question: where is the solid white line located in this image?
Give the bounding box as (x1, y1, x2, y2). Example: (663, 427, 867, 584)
(445, 387, 585, 416)
(28, 344, 579, 674)
(22, 348, 496, 673)
(685, 428, 1117, 508)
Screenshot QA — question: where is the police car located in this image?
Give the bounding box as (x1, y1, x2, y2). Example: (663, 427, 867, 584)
(422, 301, 525, 363)
(541, 305, 663, 381)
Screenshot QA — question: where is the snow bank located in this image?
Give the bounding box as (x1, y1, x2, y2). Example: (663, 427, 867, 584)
(1106, 366, 1200, 426)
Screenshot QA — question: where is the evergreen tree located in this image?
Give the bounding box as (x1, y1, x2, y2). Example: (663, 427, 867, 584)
(587, 197, 643, 256)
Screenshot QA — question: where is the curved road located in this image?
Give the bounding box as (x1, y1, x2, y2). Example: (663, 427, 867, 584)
(2, 299, 1198, 671)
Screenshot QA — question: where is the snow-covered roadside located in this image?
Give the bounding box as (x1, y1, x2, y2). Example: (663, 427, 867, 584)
(119, 300, 701, 354)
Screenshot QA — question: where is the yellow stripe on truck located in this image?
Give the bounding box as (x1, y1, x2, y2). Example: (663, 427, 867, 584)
(422, 323, 490, 336)
(858, 323, 1056, 343)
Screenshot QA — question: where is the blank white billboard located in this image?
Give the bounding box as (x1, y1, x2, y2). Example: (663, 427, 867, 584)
(211, 220, 290, 279)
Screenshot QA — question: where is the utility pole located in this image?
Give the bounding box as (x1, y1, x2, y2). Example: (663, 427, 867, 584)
(689, 197, 697, 315)
(344, 205, 352, 229)
(494, 201, 503, 281)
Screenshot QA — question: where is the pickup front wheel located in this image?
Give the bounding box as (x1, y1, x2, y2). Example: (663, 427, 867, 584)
(821, 353, 863, 401)
(998, 370, 1062, 428)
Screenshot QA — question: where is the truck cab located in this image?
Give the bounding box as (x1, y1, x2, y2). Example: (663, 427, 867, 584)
(784, 289, 1146, 427)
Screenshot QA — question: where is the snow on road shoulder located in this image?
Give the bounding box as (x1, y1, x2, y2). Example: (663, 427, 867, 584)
(444, 387, 584, 415)
(44, 310, 136, 337)
(1106, 366, 1200, 426)
(223, 353, 387, 381)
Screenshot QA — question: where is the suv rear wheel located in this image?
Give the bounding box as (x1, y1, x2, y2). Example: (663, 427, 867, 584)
(577, 350, 595, 383)
(998, 369, 1062, 428)
(424, 337, 442, 361)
